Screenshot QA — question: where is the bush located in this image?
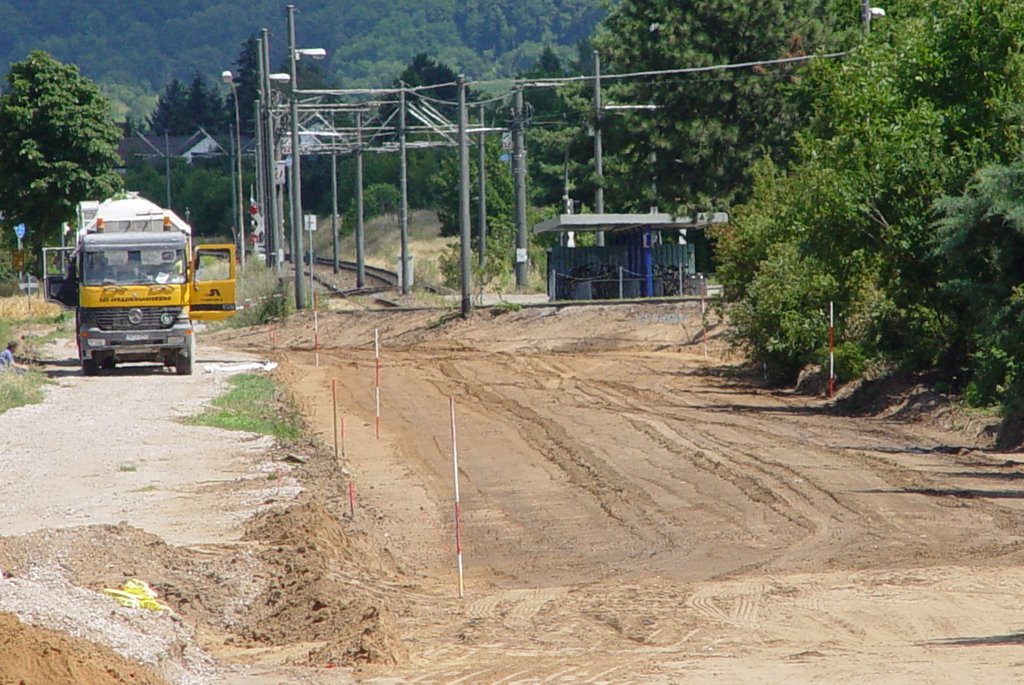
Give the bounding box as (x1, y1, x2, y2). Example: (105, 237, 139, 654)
(227, 262, 292, 328)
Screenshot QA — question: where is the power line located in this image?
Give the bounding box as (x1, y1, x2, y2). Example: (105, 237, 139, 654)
(516, 51, 848, 88)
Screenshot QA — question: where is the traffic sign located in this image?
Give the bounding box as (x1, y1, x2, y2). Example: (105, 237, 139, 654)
(11, 250, 24, 271)
(14, 224, 25, 239)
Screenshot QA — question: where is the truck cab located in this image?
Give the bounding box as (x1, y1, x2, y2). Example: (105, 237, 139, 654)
(44, 195, 236, 375)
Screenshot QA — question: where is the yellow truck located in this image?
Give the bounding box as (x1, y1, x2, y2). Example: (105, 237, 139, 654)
(43, 194, 236, 375)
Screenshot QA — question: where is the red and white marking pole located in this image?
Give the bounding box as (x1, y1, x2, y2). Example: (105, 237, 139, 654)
(313, 290, 320, 366)
(828, 300, 835, 399)
(331, 379, 339, 462)
(340, 416, 346, 458)
(449, 396, 465, 598)
(701, 293, 708, 360)
(348, 480, 355, 519)
(374, 328, 381, 439)
(270, 327, 276, 349)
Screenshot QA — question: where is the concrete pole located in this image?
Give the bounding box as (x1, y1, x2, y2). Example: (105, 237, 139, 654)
(355, 111, 366, 288)
(399, 85, 410, 294)
(228, 122, 239, 256)
(331, 150, 339, 274)
(477, 103, 487, 268)
(229, 83, 245, 268)
(287, 4, 306, 309)
(860, 0, 871, 33)
(260, 28, 281, 273)
(458, 75, 472, 317)
(593, 50, 605, 247)
(254, 99, 263, 234)
(513, 85, 528, 290)
(164, 131, 171, 210)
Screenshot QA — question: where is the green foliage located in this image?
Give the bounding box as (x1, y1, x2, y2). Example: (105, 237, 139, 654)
(433, 138, 514, 240)
(726, 242, 837, 383)
(123, 156, 248, 241)
(188, 373, 302, 441)
(717, 0, 1024, 386)
(0, 368, 44, 415)
(363, 184, 401, 219)
(148, 72, 227, 135)
(593, 0, 854, 213)
(0, 51, 122, 253)
(934, 162, 1024, 409)
(0, 1, 605, 108)
(491, 299, 523, 313)
(228, 261, 292, 328)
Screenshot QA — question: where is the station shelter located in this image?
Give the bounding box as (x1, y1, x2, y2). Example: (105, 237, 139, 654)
(532, 212, 727, 301)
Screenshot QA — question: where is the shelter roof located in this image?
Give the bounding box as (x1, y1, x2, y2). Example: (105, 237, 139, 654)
(532, 212, 728, 234)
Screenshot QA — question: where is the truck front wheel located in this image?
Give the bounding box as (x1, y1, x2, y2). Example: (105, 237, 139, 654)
(175, 337, 195, 376)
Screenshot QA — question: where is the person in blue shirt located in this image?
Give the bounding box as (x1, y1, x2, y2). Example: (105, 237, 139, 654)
(0, 341, 18, 370)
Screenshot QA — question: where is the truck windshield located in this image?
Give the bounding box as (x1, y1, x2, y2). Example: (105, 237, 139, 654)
(82, 248, 185, 286)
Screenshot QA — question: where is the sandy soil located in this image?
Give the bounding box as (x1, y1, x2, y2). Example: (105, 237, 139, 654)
(3, 301, 1024, 684)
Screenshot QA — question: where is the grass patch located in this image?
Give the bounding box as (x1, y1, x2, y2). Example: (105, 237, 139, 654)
(225, 262, 292, 328)
(0, 369, 45, 415)
(131, 484, 159, 493)
(490, 300, 523, 314)
(0, 294, 64, 323)
(118, 463, 138, 472)
(189, 373, 302, 440)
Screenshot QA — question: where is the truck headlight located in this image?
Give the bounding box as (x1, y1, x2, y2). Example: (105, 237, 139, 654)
(87, 338, 107, 347)
(167, 336, 185, 345)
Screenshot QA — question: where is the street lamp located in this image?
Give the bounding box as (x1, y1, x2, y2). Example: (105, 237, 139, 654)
(221, 70, 245, 268)
(285, 3, 325, 310)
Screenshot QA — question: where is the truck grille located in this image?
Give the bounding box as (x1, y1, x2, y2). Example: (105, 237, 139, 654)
(90, 307, 181, 331)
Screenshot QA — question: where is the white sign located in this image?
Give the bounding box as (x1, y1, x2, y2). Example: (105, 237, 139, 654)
(515, 248, 528, 263)
(274, 161, 287, 186)
(304, 214, 317, 232)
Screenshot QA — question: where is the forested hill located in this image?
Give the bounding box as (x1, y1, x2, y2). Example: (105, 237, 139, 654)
(0, 0, 603, 100)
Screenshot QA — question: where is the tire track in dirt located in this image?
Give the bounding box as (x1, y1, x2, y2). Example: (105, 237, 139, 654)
(433, 358, 675, 551)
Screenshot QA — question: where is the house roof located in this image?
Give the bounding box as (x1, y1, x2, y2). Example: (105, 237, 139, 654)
(117, 128, 255, 162)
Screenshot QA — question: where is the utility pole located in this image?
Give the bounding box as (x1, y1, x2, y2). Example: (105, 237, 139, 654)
(287, 4, 306, 309)
(260, 28, 281, 272)
(355, 111, 366, 288)
(512, 84, 528, 290)
(254, 95, 266, 263)
(399, 85, 410, 294)
(164, 131, 171, 210)
(593, 50, 605, 247)
(331, 150, 339, 274)
(477, 103, 487, 268)
(229, 121, 239, 256)
(458, 75, 472, 317)
(860, 0, 871, 33)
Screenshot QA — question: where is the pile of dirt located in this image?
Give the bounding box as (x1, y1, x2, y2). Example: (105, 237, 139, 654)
(0, 612, 169, 685)
(0, 491, 410, 672)
(239, 501, 407, 667)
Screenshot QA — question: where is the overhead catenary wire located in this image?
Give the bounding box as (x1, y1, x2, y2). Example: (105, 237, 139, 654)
(341, 51, 849, 110)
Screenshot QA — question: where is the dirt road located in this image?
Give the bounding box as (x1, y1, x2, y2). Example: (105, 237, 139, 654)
(3, 302, 1024, 683)
(256, 302, 1024, 683)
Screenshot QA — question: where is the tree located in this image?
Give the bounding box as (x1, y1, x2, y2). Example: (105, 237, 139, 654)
(147, 78, 191, 135)
(230, 35, 260, 136)
(593, 0, 852, 213)
(393, 54, 466, 121)
(713, 0, 1024, 384)
(0, 51, 122, 251)
(933, 162, 1024, 410)
(148, 73, 227, 135)
(185, 71, 226, 133)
